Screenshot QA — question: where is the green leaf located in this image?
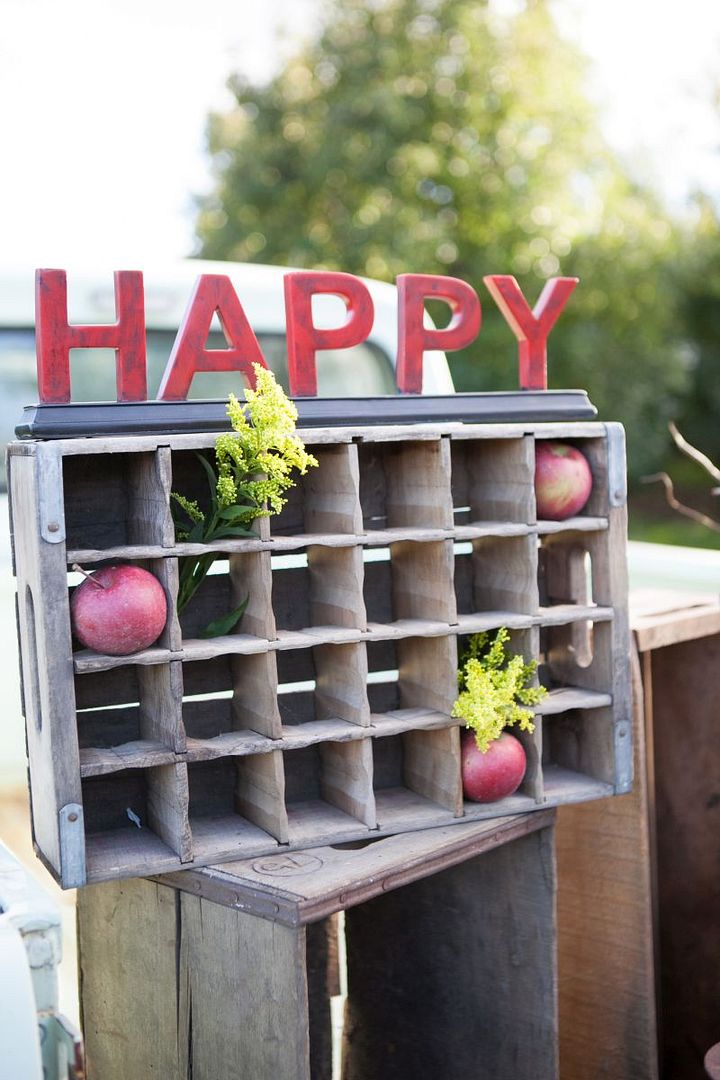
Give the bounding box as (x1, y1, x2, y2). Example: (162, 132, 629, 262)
(216, 504, 253, 522)
(198, 597, 250, 639)
(213, 525, 256, 539)
(195, 452, 219, 513)
(187, 520, 206, 543)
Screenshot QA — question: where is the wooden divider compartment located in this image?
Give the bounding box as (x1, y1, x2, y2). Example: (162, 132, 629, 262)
(364, 540, 456, 630)
(270, 441, 363, 539)
(454, 535, 538, 634)
(283, 741, 375, 845)
(276, 642, 370, 731)
(357, 437, 453, 537)
(273, 546, 367, 635)
(187, 754, 286, 863)
(534, 432, 610, 523)
(82, 762, 192, 877)
(64, 448, 174, 554)
(9, 419, 631, 887)
(76, 662, 184, 777)
(450, 434, 535, 529)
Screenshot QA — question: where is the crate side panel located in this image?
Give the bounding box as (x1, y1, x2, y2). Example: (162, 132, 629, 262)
(11, 448, 83, 882)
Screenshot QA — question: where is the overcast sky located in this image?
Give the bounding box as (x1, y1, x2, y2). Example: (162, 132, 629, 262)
(1, 0, 719, 269)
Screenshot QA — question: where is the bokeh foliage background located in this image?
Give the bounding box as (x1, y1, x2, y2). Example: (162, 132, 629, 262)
(194, 0, 720, 534)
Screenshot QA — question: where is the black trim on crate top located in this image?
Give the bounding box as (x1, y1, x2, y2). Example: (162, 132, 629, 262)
(16, 390, 596, 440)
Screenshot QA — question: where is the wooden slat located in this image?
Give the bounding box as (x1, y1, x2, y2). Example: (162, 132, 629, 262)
(230, 549, 276, 639)
(370, 708, 458, 736)
(314, 641, 370, 726)
(147, 762, 193, 862)
(127, 446, 175, 547)
(403, 726, 463, 815)
(77, 879, 185, 1079)
(138, 661, 185, 751)
(386, 437, 454, 530)
(541, 538, 593, 669)
(309, 545, 367, 630)
(231, 651, 282, 738)
(535, 686, 612, 715)
(537, 603, 614, 626)
(470, 533, 539, 616)
(537, 516, 608, 535)
(9, 446, 84, 885)
(236, 751, 288, 843)
(178, 893, 311, 1080)
(320, 739, 376, 826)
(151, 556, 183, 651)
(632, 599, 720, 651)
(555, 642, 658, 1080)
(342, 824, 558, 1080)
(397, 634, 458, 715)
(77, 877, 312, 1080)
(156, 810, 554, 925)
(74, 644, 183, 673)
(303, 441, 364, 535)
(391, 538, 457, 623)
(79, 741, 178, 777)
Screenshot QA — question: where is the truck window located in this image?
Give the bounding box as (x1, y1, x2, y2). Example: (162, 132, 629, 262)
(0, 328, 397, 404)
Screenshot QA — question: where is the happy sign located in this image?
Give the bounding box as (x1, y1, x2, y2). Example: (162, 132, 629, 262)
(34, 268, 577, 403)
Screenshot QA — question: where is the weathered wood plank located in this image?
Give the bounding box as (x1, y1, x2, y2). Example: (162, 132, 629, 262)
(235, 751, 288, 843)
(155, 810, 554, 926)
(342, 824, 558, 1080)
(391, 538, 457, 623)
(78, 879, 185, 1080)
(10, 446, 84, 885)
(314, 642, 370, 726)
(78, 876, 313, 1080)
(309, 545, 367, 630)
(555, 643, 658, 1080)
(180, 893, 311, 1080)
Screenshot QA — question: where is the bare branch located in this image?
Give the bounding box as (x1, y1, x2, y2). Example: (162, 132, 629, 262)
(641, 472, 720, 533)
(668, 421, 720, 484)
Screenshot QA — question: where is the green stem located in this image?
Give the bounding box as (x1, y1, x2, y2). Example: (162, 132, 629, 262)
(177, 552, 217, 614)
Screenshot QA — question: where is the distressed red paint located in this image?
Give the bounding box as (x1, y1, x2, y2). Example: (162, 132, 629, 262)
(483, 275, 578, 391)
(396, 274, 482, 394)
(283, 271, 374, 397)
(34, 268, 579, 403)
(157, 275, 268, 400)
(35, 269, 147, 403)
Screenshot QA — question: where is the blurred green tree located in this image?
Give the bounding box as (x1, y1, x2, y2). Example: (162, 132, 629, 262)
(675, 195, 720, 466)
(195, 0, 687, 477)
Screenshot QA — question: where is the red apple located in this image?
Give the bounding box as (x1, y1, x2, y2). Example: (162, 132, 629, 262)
(461, 730, 527, 803)
(535, 441, 592, 520)
(71, 565, 167, 655)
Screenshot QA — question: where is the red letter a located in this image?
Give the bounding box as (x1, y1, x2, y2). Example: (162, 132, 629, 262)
(157, 275, 268, 400)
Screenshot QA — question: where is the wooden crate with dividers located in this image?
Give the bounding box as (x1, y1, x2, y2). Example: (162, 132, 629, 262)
(9, 418, 631, 888)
